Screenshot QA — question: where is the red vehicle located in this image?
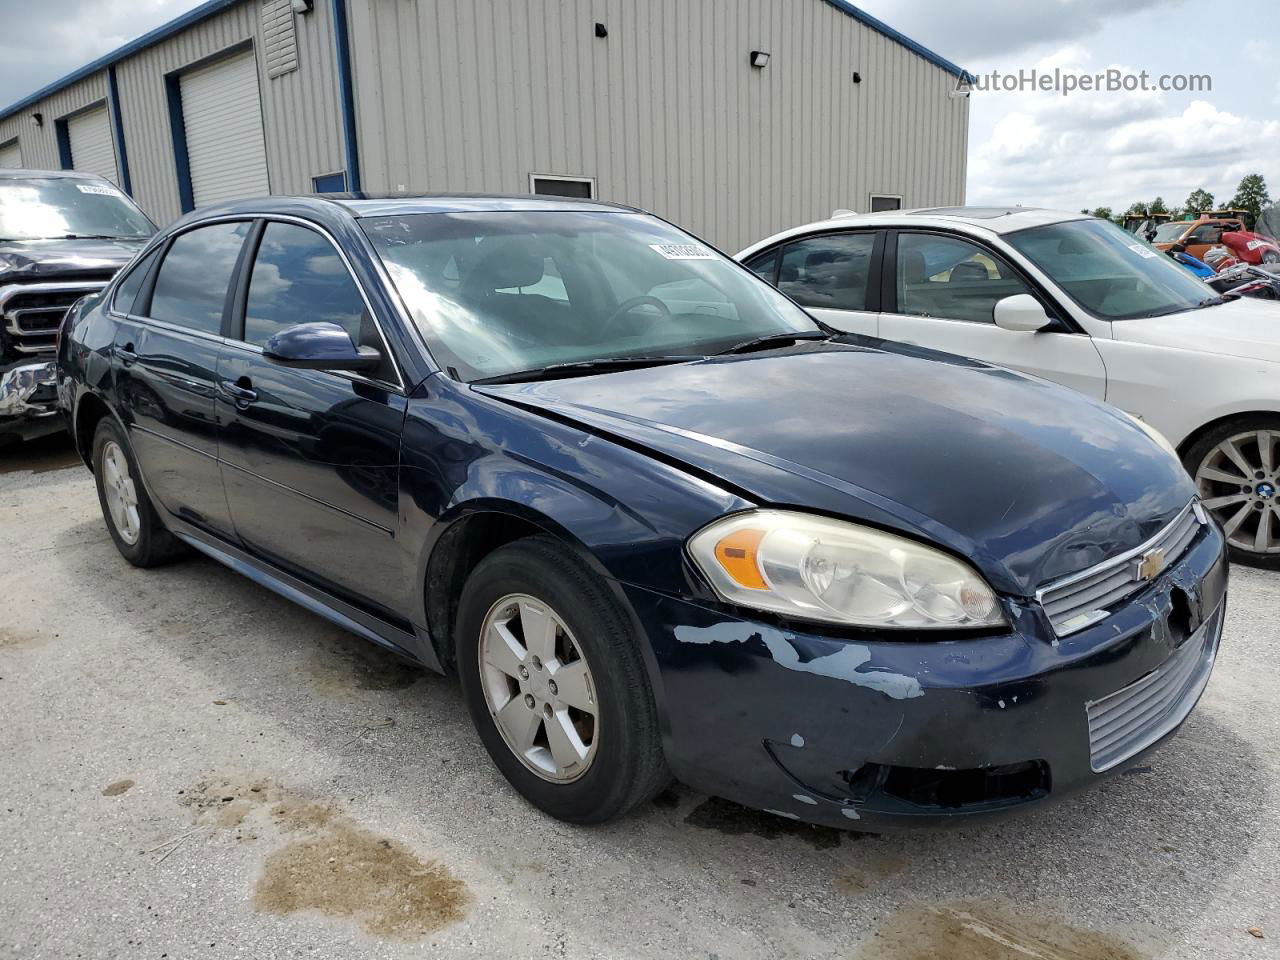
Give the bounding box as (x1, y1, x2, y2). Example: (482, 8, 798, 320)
(1151, 217, 1280, 265)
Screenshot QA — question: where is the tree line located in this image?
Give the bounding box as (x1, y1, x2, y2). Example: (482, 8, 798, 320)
(1082, 173, 1271, 228)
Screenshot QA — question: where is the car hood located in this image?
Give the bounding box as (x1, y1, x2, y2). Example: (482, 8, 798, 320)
(476, 340, 1196, 596)
(0, 236, 149, 284)
(1113, 297, 1280, 363)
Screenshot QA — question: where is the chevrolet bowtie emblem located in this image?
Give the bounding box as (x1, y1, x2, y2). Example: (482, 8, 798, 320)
(1135, 548, 1167, 582)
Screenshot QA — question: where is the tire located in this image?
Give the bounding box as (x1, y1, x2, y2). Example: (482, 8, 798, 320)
(456, 535, 669, 823)
(92, 418, 186, 567)
(1262, 251, 1279, 264)
(1183, 416, 1280, 569)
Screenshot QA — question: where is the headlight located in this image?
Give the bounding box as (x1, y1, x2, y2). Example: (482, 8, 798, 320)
(1121, 411, 1179, 459)
(687, 510, 1006, 629)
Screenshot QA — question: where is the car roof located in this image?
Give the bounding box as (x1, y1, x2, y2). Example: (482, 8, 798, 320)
(0, 168, 114, 182)
(178, 192, 640, 223)
(736, 206, 1095, 258)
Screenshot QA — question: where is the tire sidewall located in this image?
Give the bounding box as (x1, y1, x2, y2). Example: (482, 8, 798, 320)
(456, 538, 661, 823)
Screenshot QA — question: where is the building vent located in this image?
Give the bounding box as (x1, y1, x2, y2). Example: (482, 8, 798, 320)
(261, 0, 299, 78)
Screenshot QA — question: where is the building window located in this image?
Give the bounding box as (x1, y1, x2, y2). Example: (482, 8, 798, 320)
(869, 194, 902, 212)
(530, 174, 595, 199)
(313, 172, 347, 193)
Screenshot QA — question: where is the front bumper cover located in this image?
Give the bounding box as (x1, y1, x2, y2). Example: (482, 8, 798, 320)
(627, 518, 1228, 830)
(0, 360, 61, 441)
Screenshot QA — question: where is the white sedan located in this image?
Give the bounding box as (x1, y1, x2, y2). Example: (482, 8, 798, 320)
(738, 207, 1280, 567)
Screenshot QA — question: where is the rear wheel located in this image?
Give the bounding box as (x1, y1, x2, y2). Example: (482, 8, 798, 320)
(456, 536, 668, 823)
(1185, 417, 1280, 568)
(92, 418, 185, 567)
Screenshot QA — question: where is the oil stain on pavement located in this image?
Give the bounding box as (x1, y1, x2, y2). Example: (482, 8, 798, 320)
(852, 902, 1144, 959)
(100, 779, 135, 797)
(182, 774, 469, 939)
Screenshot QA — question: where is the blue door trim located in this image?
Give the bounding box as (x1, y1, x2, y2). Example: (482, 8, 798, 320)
(107, 67, 133, 195)
(54, 117, 73, 170)
(164, 73, 195, 213)
(331, 0, 361, 192)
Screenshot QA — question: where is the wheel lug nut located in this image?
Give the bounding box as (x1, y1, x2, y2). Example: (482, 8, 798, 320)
(518, 666, 529, 680)
(524, 694, 535, 709)
(543, 703, 553, 718)
(531, 656, 543, 671)
(548, 680, 558, 696)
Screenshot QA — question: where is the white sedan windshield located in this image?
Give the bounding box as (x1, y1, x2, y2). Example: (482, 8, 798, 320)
(1006, 219, 1216, 320)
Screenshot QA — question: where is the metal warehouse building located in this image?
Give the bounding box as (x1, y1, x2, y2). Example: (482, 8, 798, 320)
(0, 0, 968, 251)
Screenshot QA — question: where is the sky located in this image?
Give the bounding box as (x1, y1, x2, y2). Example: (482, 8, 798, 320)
(2, 0, 1276, 217)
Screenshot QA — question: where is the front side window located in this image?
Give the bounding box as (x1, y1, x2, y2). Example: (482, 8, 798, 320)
(1005, 218, 1215, 320)
(1151, 222, 1192, 244)
(895, 233, 1034, 324)
(147, 221, 251, 335)
(0, 177, 154, 241)
(1188, 223, 1224, 244)
(243, 222, 396, 383)
(777, 233, 877, 311)
(360, 211, 817, 382)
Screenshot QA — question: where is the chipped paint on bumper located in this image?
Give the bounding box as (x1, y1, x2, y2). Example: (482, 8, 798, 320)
(624, 520, 1228, 830)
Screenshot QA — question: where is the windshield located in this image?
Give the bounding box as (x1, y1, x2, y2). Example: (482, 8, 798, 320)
(361, 211, 818, 381)
(1005, 218, 1216, 320)
(1151, 221, 1192, 243)
(0, 178, 154, 241)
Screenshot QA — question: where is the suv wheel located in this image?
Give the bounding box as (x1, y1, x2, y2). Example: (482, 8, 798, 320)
(456, 536, 668, 823)
(1185, 417, 1280, 568)
(92, 418, 185, 567)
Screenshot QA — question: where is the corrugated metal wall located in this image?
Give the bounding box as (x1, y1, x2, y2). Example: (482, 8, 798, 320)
(112, 1, 345, 223)
(0, 74, 109, 173)
(346, 0, 969, 251)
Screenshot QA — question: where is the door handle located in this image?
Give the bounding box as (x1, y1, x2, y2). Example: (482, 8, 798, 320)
(117, 344, 138, 366)
(219, 379, 258, 406)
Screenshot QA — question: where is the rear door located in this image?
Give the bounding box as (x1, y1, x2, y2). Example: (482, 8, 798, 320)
(878, 231, 1108, 399)
(112, 220, 252, 539)
(743, 231, 881, 335)
(216, 219, 408, 615)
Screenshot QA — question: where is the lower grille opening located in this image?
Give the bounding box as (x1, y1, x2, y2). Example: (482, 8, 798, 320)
(842, 760, 1050, 812)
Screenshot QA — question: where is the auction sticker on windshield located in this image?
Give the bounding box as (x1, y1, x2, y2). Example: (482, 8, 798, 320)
(1127, 243, 1158, 259)
(75, 183, 119, 197)
(650, 243, 717, 260)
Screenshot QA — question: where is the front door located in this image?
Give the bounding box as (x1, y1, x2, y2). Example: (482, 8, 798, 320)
(877, 231, 1109, 400)
(216, 220, 408, 616)
(112, 220, 252, 540)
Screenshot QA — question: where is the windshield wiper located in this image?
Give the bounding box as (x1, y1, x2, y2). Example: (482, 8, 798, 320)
(1195, 296, 1228, 309)
(716, 331, 832, 356)
(53, 234, 130, 240)
(472, 355, 704, 385)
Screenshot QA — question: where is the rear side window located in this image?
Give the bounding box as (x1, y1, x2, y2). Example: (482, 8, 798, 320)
(147, 221, 251, 334)
(777, 233, 877, 310)
(112, 247, 160, 315)
(244, 222, 395, 383)
(743, 249, 778, 283)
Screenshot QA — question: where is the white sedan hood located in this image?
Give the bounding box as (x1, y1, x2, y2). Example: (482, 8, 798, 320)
(1112, 297, 1280, 364)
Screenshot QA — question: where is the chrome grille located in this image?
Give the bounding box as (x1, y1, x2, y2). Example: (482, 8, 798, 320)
(1085, 604, 1223, 772)
(1037, 502, 1206, 637)
(0, 280, 109, 356)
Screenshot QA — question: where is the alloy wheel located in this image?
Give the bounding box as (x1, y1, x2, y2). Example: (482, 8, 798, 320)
(477, 594, 599, 782)
(1195, 429, 1279, 556)
(101, 440, 141, 546)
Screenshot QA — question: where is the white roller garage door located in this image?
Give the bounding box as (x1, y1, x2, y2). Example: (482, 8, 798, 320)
(0, 139, 21, 168)
(67, 106, 119, 185)
(180, 50, 269, 207)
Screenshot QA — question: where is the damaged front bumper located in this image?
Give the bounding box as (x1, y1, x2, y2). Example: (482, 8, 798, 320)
(0, 360, 62, 443)
(626, 519, 1228, 830)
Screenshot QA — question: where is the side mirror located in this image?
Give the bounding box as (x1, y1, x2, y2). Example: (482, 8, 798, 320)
(993, 294, 1053, 332)
(1168, 242, 1187, 254)
(262, 321, 382, 372)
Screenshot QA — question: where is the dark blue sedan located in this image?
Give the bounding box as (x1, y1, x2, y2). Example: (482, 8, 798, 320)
(57, 195, 1228, 829)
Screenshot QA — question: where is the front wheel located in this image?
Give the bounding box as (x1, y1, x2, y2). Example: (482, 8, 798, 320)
(1184, 417, 1280, 569)
(456, 536, 669, 823)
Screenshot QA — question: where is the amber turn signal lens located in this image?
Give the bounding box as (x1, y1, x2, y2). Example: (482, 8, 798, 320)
(714, 528, 767, 590)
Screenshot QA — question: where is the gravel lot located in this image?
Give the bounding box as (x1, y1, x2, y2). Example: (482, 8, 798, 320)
(2, 434, 1279, 960)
